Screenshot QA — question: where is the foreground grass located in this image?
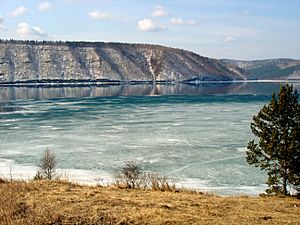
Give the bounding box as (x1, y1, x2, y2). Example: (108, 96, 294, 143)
(0, 180, 299, 225)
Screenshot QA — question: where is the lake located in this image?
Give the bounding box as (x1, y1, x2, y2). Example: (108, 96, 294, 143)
(1, 82, 299, 195)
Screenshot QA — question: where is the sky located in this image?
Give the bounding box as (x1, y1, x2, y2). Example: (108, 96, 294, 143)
(0, 0, 299, 60)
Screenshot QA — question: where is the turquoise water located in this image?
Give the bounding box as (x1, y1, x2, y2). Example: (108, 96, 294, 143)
(0, 83, 298, 195)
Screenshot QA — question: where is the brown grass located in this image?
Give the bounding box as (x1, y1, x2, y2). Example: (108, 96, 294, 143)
(0, 180, 299, 225)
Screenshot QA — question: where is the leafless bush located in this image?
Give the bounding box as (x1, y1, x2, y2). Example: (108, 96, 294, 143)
(114, 161, 143, 189)
(114, 161, 176, 191)
(36, 149, 57, 180)
(148, 173, 176, 192)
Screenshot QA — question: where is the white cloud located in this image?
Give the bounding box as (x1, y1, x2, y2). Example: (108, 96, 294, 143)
(38, 1, 51, 12)
(170, 17, 196, 26)
(224, 36, 235, 43)
(151, 5, 168, 17)
(10, 6, 28, 17)
(17, 22, 48, 38)
(241, 10, 249, 16)
(137, 19, 165, 32)
(88, 10, 113, 20)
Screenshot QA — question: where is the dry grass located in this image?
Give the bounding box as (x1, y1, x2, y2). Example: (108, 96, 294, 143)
(0, 180, 299, 225)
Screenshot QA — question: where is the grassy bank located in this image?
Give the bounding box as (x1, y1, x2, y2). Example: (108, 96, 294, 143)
(0, 179, 299, 225)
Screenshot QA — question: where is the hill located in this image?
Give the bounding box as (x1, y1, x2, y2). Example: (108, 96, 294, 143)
(0, 40, 244, 84)
(222, 58, 300, 80)
(1, 40, 299, 84)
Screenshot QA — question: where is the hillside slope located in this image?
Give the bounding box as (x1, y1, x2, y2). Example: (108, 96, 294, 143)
(1, 180, 299, 224)
(0, 40, 244, 84)
(222, 58, 300, 80)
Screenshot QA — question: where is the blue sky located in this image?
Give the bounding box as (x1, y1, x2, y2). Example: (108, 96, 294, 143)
(0, 0, 299, 60)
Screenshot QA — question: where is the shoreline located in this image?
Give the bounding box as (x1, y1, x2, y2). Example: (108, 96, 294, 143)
(0, 161, 266, 196)
(0, 79, 300, 87)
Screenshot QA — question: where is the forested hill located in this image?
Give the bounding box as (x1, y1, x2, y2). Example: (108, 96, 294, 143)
(0, 40, 244, 84)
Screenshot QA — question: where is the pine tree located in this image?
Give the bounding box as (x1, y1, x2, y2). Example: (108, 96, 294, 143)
(246, 84, 300, 195)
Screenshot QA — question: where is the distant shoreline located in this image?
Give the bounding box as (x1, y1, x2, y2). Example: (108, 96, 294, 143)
(0, 79, 299, 87)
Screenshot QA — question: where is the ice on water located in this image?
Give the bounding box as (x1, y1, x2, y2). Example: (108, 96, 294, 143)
(1, 83, 296, 195)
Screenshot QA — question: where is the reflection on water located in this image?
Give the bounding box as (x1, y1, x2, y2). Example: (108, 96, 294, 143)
(1, 82, 299, 101)
(0, 104, 21, 113)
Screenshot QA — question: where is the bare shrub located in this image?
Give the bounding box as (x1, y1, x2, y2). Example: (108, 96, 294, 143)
(114, 161, 176, 191)
(37, 149, 57, 180)
(148, 173, 176, 192)
(115, 161, 143, 189)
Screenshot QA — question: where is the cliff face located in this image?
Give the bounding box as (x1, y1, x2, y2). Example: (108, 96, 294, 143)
(0, 41, 244, 83)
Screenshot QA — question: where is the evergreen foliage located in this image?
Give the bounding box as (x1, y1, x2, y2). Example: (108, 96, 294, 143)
(246, 84, 300, 195)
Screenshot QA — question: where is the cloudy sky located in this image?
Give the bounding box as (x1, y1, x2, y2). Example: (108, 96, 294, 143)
(0, 0, 299, 60)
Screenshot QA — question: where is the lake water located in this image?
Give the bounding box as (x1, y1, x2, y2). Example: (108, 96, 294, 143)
(1, 82, 299, 195)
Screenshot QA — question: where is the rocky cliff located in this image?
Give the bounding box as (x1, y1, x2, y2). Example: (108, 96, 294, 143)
(0, 40, 244, 84)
